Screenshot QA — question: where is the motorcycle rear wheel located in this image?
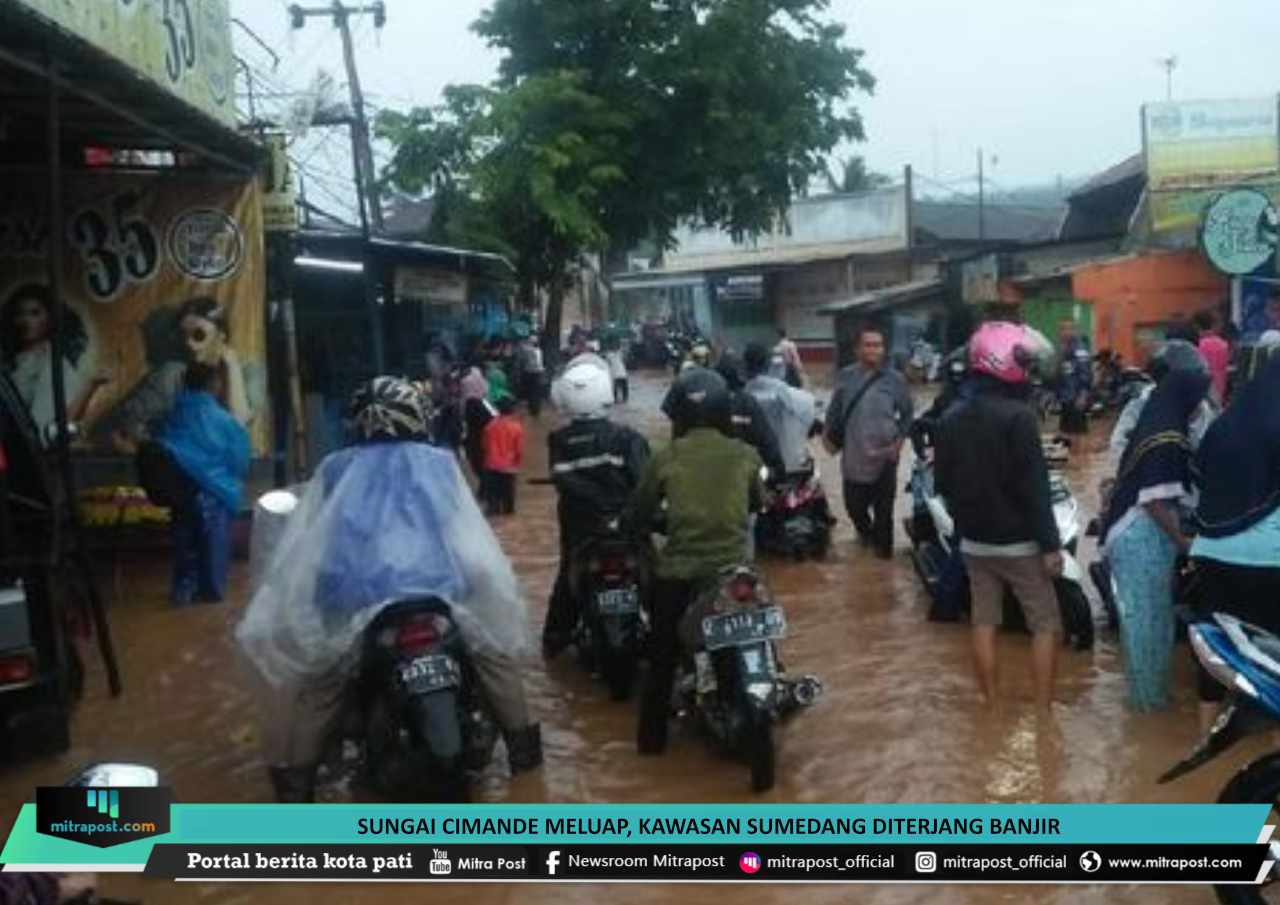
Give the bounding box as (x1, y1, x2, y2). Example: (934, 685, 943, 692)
(1214, 752, 1280, 904)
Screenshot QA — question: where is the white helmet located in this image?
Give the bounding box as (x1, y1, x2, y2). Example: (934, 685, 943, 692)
(552, 356, 613, 419)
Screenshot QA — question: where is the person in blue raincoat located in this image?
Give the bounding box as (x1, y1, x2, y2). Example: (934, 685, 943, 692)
(156, 362, 250, 606)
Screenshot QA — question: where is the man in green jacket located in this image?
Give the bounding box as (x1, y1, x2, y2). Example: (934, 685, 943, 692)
(628, 368, 764, 754)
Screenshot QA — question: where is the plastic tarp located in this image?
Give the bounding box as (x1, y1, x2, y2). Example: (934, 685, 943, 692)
(235, 442, 528, 689)
(745, 375, 817, 474)
(157, 391, 251, 512)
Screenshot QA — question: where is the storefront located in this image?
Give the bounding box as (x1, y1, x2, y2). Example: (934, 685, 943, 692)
(0, 0, 266, 704)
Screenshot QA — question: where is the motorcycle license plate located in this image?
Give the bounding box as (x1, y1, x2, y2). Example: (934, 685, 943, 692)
(398, 654, 461, 694)
(597, 587, 640, 615)
(702, 606, 786, 651)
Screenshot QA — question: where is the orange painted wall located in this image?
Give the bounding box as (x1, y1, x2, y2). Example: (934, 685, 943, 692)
(1071, 250, 1227, 364)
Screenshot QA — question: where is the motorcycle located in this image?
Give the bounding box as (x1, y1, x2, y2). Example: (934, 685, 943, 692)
(672, 566, 822, 792)
(322, 597, 500, 802)
(754, 461, 835, 561)
(903, 441, 1095, 650)
(569, 526, 652, 701)
(1160, 613, 1280, 905)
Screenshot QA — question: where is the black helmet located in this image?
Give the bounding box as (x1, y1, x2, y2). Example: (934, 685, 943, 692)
(743, 342, 770, 377)
(666, 367, 732, 434)
(348, 376, 433, 442)
(715, 351, 744, 391)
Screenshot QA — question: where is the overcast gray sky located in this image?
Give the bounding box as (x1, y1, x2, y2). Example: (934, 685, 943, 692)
(232, 0, 1280, 214)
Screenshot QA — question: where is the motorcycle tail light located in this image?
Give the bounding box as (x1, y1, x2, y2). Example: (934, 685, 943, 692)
(0, 652, 35, 686)
(395, 614, 450, 651)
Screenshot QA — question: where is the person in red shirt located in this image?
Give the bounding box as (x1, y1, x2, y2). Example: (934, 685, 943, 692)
(482, 394, 524, 515)
(1195, 309, 1231, 406)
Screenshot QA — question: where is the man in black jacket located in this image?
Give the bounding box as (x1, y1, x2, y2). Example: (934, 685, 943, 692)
(544, 356, 651, 657)
(935, 323, 1062, 712)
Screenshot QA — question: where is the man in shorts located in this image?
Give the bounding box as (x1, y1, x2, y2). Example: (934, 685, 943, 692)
(935, 322, 1062, 712)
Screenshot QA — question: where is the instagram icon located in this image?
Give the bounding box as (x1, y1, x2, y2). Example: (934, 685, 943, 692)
(915, 851, 938, 874)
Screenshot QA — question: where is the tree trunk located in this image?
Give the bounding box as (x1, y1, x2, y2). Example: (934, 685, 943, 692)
(543, 276, 565, 370)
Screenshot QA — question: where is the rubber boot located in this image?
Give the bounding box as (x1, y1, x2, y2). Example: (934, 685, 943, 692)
(505, 724, 543, 774)
(269, 765, 316, 803)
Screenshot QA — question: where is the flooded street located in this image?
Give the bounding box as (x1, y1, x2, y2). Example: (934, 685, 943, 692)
(0, 371, 1247, 905)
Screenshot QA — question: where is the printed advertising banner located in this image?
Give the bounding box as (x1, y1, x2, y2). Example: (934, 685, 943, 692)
(1142, 97, 1280, 233)
(0, 172, 269, 454)
(8, 0, 236, 128)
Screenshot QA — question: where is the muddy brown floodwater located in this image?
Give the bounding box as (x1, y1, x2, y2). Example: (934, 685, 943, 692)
(0, 372, 1251, 905)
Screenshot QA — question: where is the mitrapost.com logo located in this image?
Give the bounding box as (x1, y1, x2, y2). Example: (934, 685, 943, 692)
(36, 786, 172, 848)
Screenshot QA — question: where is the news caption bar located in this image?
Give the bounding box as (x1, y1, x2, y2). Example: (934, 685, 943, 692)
(3, 804, 1274, 883)
(150, 844, 1271, 884)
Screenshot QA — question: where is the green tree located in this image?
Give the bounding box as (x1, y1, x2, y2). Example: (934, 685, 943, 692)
(474, 0, 875, 244)
(379, 0, 874, 347)
(377, 72, 628, 346)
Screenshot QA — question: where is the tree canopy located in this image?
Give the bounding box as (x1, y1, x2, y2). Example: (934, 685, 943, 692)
(376, 0, 875, 341)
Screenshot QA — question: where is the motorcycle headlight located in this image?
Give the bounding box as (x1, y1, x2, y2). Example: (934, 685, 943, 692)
(746, 681, 775, 703)
(1190, 627, 1259, 698)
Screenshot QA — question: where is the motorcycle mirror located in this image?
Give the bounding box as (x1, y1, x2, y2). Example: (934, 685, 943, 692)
(257, 489, 299, 516)
(67, 763, 160, 788)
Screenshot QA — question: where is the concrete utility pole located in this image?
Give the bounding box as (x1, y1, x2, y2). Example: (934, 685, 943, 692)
(977, 148, 985, 242)
(288, 2, 386, 232)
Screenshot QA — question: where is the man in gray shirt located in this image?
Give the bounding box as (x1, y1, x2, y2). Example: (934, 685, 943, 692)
(823, 325, 914, 558)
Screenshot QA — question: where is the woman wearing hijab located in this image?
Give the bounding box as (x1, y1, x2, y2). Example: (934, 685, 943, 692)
(460, 361, 497, 482)
(1189, 353, 1280, 727)
(1100, 366, 1211, 711)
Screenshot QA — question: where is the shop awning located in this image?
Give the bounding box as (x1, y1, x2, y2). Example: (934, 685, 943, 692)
(0, 1, 261, 173)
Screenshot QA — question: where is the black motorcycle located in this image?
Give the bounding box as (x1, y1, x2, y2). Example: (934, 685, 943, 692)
(674, 566, 822, 792)
(324, 598, 499, 802)
(754, 462, 835, 560)
(570, 529, 651, 700)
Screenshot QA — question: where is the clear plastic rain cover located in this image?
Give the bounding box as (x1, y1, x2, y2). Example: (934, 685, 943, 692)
(235, 442, 528, 688)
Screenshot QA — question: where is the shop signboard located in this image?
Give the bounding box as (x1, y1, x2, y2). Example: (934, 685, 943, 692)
(1198, 189, 1279, 276)
(261, 134, 297, 233)
(960, 253, 1001, 304)
(394, 266, 468, 305)
(0, 173, 269, 454)
(10, 0, 237, 128)
(1142, 97, 1280, 233)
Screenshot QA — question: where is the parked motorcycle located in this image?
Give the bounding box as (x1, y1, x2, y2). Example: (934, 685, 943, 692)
(903, 442, 1095, 650)
(1159, 613, 1280, 905)
(673, 566, 822, 792)
(569, 526, 652, 700)
(322, 597, 500, 802)
(754, 461, 835, 560)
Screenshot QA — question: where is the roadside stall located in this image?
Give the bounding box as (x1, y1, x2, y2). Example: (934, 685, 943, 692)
(0, 0, 266, 755)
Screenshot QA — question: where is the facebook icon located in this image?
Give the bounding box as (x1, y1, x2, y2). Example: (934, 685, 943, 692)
(545, 850, 562, 876)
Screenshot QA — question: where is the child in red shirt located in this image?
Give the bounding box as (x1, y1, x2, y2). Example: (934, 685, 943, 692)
(482, 394, 524, 515)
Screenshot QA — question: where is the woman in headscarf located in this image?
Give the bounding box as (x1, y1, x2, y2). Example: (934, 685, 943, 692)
(1100, 366, 1211, 711)
(460, 360, 496, 482)
(1189, 352, 1280, 728)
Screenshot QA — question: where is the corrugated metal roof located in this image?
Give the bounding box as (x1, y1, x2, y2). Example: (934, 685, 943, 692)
(816, 278, 945, 315)
(913, 202, 1064, 243)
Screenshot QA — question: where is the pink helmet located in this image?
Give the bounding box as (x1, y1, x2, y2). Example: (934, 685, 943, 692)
(968, 321, 1053, 384)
